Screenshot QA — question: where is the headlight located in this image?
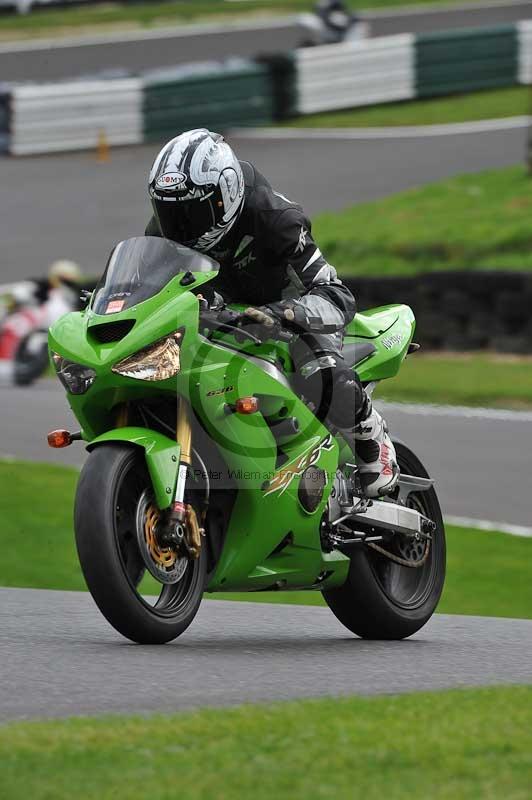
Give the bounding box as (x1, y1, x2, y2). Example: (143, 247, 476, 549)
(51, 352, 96, 395)
(112, 331, 183, 382)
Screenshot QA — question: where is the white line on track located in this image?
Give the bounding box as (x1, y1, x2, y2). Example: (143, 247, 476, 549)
(0, 15, 301, 53)
(445, 515, 532, 538)
(232, 117, 531, 140)
(378, 400, 532, 422)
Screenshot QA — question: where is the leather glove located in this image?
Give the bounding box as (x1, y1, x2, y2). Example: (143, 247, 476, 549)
(266, 299, 343, 334)
(196, 289, 225, 311)
(239, 306, 283, 343)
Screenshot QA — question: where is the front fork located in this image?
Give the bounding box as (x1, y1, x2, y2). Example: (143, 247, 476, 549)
(173, 396, 193, 522)
(115, 399, 202, 558)
(158, 399, 203, 558)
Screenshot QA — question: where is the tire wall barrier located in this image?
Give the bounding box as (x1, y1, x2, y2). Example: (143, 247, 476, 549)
(344, 271, 532, 353)
(4, 20, 532, 154)
(518, 20, 532, 85)
(0, 85, 9, 153)
(9, 79, 143, 155)
(415, 25, 517, 97)
(295, 34, 415, 115)
(143, 61, 275, 143)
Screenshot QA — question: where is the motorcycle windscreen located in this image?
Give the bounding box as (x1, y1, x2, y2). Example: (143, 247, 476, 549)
(91, 236, 218, 315)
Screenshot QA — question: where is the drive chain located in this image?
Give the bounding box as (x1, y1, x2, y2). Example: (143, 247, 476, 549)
(366, 539, 431, 569)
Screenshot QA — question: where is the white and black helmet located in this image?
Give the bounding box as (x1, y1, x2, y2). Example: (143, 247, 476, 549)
(148, 129, 245, 252)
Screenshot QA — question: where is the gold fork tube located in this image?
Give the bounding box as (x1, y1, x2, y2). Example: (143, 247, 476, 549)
(176, 398, 192, 465)
(116, 402, 128, 427)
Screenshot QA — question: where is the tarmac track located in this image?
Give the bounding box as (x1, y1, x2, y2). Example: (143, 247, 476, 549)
(0, 2, 530, 82)
(1, 588, 531, 721)
(0, 124, 525, 282)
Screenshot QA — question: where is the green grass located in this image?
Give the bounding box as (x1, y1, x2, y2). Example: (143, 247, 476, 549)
(287, 87, 528, 128)
(2, 687, 532, 800)
(314, 166, 532, 275)
(375, 352, 532, 410)
(2, 459, 531, 619)
(0, 1, 495, 40)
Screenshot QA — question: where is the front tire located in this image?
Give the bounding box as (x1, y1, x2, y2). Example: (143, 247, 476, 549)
(74, 444, 206, 644)
(322, 441, 446, 639)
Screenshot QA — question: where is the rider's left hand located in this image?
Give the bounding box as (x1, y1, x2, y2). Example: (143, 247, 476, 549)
(239, 306, 283, 342)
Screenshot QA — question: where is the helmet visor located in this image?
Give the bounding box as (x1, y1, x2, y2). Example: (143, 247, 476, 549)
(152, 195, 218, 246)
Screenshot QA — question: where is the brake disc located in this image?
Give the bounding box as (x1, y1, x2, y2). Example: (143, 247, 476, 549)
(135, 490, 188, 585)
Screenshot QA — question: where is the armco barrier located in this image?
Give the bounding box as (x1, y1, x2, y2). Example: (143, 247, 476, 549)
(9, 78, 143, 155)
(518, 20, 532, 84)
(416, 25, 518, 97)
(295, 34, 415, 115)
(345, 271, 532, 353)
(143, 60, 274, 143)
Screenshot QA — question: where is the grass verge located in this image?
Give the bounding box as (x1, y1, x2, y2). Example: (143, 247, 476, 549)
(375, 352, 532, 410)
(0, 1, 494, 41)
(2, 459, 531, 619)
(2, 687, 532, 800)
(286, 87, 528, 128)
(314, 166, 532, 275)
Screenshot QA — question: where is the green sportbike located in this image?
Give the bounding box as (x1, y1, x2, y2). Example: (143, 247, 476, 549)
(49, 236, 445, 644)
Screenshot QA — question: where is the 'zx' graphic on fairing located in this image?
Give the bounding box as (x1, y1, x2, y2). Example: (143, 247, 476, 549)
(263, 434, 334, 496)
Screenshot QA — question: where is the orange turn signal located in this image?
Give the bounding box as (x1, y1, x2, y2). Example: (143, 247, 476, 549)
(47, 429, 73, 448)
(235, 396, 259, 415)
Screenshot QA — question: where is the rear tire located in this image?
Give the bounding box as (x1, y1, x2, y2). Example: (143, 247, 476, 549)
(322, 441, 446, 640)
(74, 444, 206, 644)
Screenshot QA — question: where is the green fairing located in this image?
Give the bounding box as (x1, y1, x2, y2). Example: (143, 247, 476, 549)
(49, 239, 415, 595)
(87, 427, 181, 510)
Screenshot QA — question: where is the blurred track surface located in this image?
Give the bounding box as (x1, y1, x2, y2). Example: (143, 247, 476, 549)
(0, 2, 530, 82)
(1, 588, 531, 721)
(1, 383, 531, 530)
(0, 125, 524, 281)
(369, 0, 532, 36)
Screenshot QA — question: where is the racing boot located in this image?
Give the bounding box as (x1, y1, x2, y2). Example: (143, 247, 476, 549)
(354, 406, 400, 498)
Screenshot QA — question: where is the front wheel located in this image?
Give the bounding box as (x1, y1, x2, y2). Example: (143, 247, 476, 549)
(74, 444, 206, 644)
(322, 441, 446, 640)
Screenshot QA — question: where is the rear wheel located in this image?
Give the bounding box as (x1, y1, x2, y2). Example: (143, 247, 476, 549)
(322, 441, 446, 639)
(74, 444, 206, 644)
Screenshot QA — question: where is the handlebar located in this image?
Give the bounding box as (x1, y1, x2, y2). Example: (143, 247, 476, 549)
(200, 308, 294, 345)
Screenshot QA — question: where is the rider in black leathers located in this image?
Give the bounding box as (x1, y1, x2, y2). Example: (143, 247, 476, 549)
(145, 129, 399, 497)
